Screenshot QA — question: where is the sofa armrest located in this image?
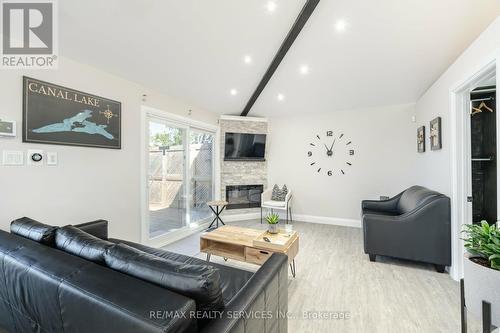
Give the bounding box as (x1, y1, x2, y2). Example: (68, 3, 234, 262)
(201, 253, 288, 333)
(74, 220, 108, 240)
(361, 191, 403, 212)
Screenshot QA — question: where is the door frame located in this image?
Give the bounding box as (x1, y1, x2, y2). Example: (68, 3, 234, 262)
(140, 106, 219, 247)
(449, 53, 498, 281)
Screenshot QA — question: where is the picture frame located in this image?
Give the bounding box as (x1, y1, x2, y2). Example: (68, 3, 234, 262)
(22, 76, 121, 149)
(430, 117, 442, 150)
(417, 126, 425, 153)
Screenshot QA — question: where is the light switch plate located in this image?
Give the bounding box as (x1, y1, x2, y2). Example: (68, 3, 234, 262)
(46, 152, 58, 166)
(2, 150, 24, 166)
(27, 149, 44, 166)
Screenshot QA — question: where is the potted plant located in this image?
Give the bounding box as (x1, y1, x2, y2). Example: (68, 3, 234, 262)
(266, 213, 280, 234)
(462, 221, 500, 327)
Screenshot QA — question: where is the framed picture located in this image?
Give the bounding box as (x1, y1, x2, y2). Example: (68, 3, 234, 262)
(23, 76, 121, 149)
(430, 117, 442, 150)
(417, 126, 425, 153)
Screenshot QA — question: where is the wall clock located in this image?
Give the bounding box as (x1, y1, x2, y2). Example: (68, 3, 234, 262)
(307, 131, 355, 176)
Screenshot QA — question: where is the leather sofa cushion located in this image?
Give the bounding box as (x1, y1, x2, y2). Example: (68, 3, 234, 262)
(11, 217, 58, 246)
(397, 186, 441, 214)
(55, 226, 114, 263)
(0, 230, 197, 333)
(109, 238, 254, 305)
(74, 220, 108, 240)
(105, 243, 224, 313)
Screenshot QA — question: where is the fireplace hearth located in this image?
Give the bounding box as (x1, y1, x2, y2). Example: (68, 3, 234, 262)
(226, 185, 263, 209)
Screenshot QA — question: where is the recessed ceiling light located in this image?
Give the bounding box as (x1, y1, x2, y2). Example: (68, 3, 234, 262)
(243, 55, 252, 64)
(277, 94, 285, 101)
(299, 65, 310, 75)
(266, 1, 277, 13)
(335, 20, 347, 32)
(230, 89, 238, 96)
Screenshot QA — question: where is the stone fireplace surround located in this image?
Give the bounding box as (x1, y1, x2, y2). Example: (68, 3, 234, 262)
(219, 115, 268, 215)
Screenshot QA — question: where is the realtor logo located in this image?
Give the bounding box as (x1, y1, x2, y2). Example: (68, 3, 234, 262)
(1, 0, 58, 68)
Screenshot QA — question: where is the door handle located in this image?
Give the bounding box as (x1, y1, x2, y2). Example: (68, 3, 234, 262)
(467, 196, 473, 203)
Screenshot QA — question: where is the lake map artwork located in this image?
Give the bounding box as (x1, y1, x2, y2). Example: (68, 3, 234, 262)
(23, 77, 121, 149)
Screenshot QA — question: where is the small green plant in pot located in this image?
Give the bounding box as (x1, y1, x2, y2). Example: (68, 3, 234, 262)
(461, 220, 500, 327)
(462, 220, 500, 270)
(266, 213, 280, 234)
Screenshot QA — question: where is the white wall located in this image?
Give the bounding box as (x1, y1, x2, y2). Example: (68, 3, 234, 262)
(414, 17, 500, 195)
(267, 104, 417, 224)
(0, 57, 218, 242)
(413, 16, 500, 280)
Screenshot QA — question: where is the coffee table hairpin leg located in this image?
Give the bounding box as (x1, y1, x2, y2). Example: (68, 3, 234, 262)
(290, 259, 296, 278)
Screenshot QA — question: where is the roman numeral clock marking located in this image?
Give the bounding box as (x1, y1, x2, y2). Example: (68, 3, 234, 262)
(307, 131, 355, 177)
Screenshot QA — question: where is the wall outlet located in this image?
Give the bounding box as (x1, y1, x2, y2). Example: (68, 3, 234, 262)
(46, 152, 58, 166)
(2, 150, 24, 166)
(27, 150, 44, 166)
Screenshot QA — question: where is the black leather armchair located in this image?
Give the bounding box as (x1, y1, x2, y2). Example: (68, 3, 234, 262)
(362, 186, 451, 272)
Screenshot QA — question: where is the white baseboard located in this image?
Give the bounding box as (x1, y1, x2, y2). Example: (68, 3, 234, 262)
(222, 211, 361, 228)
(293, 214, 361, 228)
(223, 212, 262, 222)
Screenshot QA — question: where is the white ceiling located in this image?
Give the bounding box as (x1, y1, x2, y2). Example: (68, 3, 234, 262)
(60, 1, 500, 117)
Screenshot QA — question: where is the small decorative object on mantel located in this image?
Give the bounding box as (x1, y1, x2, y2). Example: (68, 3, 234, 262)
(429, 117, 442, 150)
(266, 213, 280, 234)
(417, 126, 425, 153)
(23, 76, 121, 149)
(461, 221, 500, 331)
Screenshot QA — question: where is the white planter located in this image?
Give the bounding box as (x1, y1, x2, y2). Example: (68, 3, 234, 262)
(268, 224, 278, 234)
(463, 253, 500, 327)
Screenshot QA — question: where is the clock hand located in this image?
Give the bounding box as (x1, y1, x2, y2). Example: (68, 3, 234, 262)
(329, 139, 336, 152)
(324, 143, 330, 152)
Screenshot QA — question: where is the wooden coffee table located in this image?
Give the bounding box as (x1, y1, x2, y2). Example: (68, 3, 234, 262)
(200, 225, 299, 277)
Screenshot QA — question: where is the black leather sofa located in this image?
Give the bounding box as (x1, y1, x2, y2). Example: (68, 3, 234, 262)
(362, 185, 451, 272)
(0, 218, 288, 333)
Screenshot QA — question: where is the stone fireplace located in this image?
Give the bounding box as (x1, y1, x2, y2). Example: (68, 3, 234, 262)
(219, 115, 268, 215)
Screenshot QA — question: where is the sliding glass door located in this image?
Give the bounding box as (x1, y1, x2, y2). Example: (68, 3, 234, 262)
(189, 129, 215, 226)
(146, 115, 215, 241)
(148, 120, 187, 238)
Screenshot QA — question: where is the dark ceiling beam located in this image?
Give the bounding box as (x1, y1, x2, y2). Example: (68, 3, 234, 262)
(240, 0, 320, 116)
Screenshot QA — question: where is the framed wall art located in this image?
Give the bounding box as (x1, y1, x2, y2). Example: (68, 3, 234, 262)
(417, 126, 425, 153)
(23, 76, 121, 149)
(430, 117, 442, 151)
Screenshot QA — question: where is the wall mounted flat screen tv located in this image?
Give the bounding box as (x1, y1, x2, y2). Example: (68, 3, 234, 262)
(224, 133, 266, 161)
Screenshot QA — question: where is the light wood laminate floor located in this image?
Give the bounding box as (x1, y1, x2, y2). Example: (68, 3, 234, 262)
(163, 220, 482, 333)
